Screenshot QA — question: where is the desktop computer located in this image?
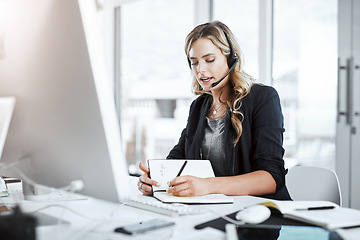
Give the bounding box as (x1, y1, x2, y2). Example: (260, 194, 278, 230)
(0, 0, 203, 221)
(0, 0, 130, 203)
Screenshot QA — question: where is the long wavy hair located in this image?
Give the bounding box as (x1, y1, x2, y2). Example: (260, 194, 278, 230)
(185, 21, 254, 145)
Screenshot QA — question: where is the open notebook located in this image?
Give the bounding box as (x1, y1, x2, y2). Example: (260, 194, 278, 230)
(261, 200, 360, 230)
(147, 159, 233, 204)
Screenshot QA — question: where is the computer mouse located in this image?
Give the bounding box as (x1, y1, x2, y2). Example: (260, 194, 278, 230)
(235, 205, 271, 224)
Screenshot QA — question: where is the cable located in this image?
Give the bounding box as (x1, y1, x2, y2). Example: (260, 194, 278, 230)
(109, 202, 127, 218)
(0, 158, 92, 239)
(27, 202, 132, 239)
(199, 206, 246, 226)
(0, 155, 31, 171)
(52, 179, 85, 239)
(3, 157, 84, 198)
(28, 204, 111, 240)
(28, 204, 96, 221)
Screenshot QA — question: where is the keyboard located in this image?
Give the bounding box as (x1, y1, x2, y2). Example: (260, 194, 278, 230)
(126, 195, 207, 217)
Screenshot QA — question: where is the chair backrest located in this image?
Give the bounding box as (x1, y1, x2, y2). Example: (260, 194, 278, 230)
(286, 166, 342, 206)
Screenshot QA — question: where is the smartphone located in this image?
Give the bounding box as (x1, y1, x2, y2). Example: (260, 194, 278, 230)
(225, 224, 343, 240)
(114, 219, 175, 235)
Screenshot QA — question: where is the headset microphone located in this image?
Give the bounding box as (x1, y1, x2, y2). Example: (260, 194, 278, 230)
(211, 57, 238, 87)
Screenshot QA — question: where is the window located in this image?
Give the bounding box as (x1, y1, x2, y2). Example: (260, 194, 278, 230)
(118, 0, 194, 174)
(213, 0, 337, 170)
(213, 0, 259, 79)
(107, 0, 338, 173)
(273, 0, 337, 169)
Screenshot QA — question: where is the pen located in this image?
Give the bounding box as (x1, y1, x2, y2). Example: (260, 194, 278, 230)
(295, 206, 335, 211)
(176, 160, 188, 177)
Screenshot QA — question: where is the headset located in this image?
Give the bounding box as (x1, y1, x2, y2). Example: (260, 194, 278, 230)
(187, 31, 239, 88)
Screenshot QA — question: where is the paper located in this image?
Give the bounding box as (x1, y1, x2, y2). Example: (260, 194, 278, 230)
(261, 200, 339, 214)
(261, 200, 360, 230)
(284, 207, 360, 230)
(147, 159, 233, 204)
(148, 159, 215, 192)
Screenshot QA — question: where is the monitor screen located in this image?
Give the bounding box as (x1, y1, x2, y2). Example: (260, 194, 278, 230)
(0, 0, 130, 202)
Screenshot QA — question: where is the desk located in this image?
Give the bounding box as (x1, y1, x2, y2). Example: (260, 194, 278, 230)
(9, 178, 360, 240)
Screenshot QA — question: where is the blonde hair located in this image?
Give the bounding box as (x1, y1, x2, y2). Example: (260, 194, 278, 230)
(185, 21, 254, 145)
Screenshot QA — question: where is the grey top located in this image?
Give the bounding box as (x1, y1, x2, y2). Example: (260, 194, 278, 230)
(201, 115, 227, 176)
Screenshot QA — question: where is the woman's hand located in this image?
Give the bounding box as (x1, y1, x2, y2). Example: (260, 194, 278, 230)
(137, 162, 160, 195)
(167, 175, 212, 197)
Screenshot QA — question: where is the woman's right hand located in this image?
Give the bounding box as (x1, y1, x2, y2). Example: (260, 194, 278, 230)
(137, 162, 160, 195)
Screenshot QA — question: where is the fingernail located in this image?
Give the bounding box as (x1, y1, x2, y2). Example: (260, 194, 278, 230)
(155, 182, 160, 187)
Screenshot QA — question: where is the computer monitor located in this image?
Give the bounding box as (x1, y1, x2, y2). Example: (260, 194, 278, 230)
(0, 0, 130, 202)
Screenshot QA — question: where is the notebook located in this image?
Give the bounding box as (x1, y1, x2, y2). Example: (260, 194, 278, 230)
(260, 200, 360, 230)
(147, 159, 233, 204)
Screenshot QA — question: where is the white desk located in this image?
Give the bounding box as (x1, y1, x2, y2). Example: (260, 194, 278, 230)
(17, 195, 266, 240)
(8, 178, 360, 240)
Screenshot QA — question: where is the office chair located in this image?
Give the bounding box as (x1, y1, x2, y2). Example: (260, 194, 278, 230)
(286, 165, 342, 206)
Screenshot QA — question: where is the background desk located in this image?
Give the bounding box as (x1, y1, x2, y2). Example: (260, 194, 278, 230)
(14, 177, 360, 240)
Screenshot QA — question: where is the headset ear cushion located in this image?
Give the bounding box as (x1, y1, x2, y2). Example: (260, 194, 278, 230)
(224, 32, 238, 69)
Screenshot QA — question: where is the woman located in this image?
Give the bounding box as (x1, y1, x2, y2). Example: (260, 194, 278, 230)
(138, 21, 291, 200)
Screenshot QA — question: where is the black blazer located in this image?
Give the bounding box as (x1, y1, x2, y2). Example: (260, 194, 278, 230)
(167, 83, 291, 200)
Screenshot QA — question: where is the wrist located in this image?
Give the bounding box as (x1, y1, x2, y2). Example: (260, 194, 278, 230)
(206, 177, 217, 194)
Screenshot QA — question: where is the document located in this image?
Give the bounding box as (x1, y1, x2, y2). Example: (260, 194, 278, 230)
(147, 159, 233, 204)
(261, 200, 360, 230)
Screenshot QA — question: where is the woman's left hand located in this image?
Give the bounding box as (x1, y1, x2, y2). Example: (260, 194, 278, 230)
(167, 176, 212, 197)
